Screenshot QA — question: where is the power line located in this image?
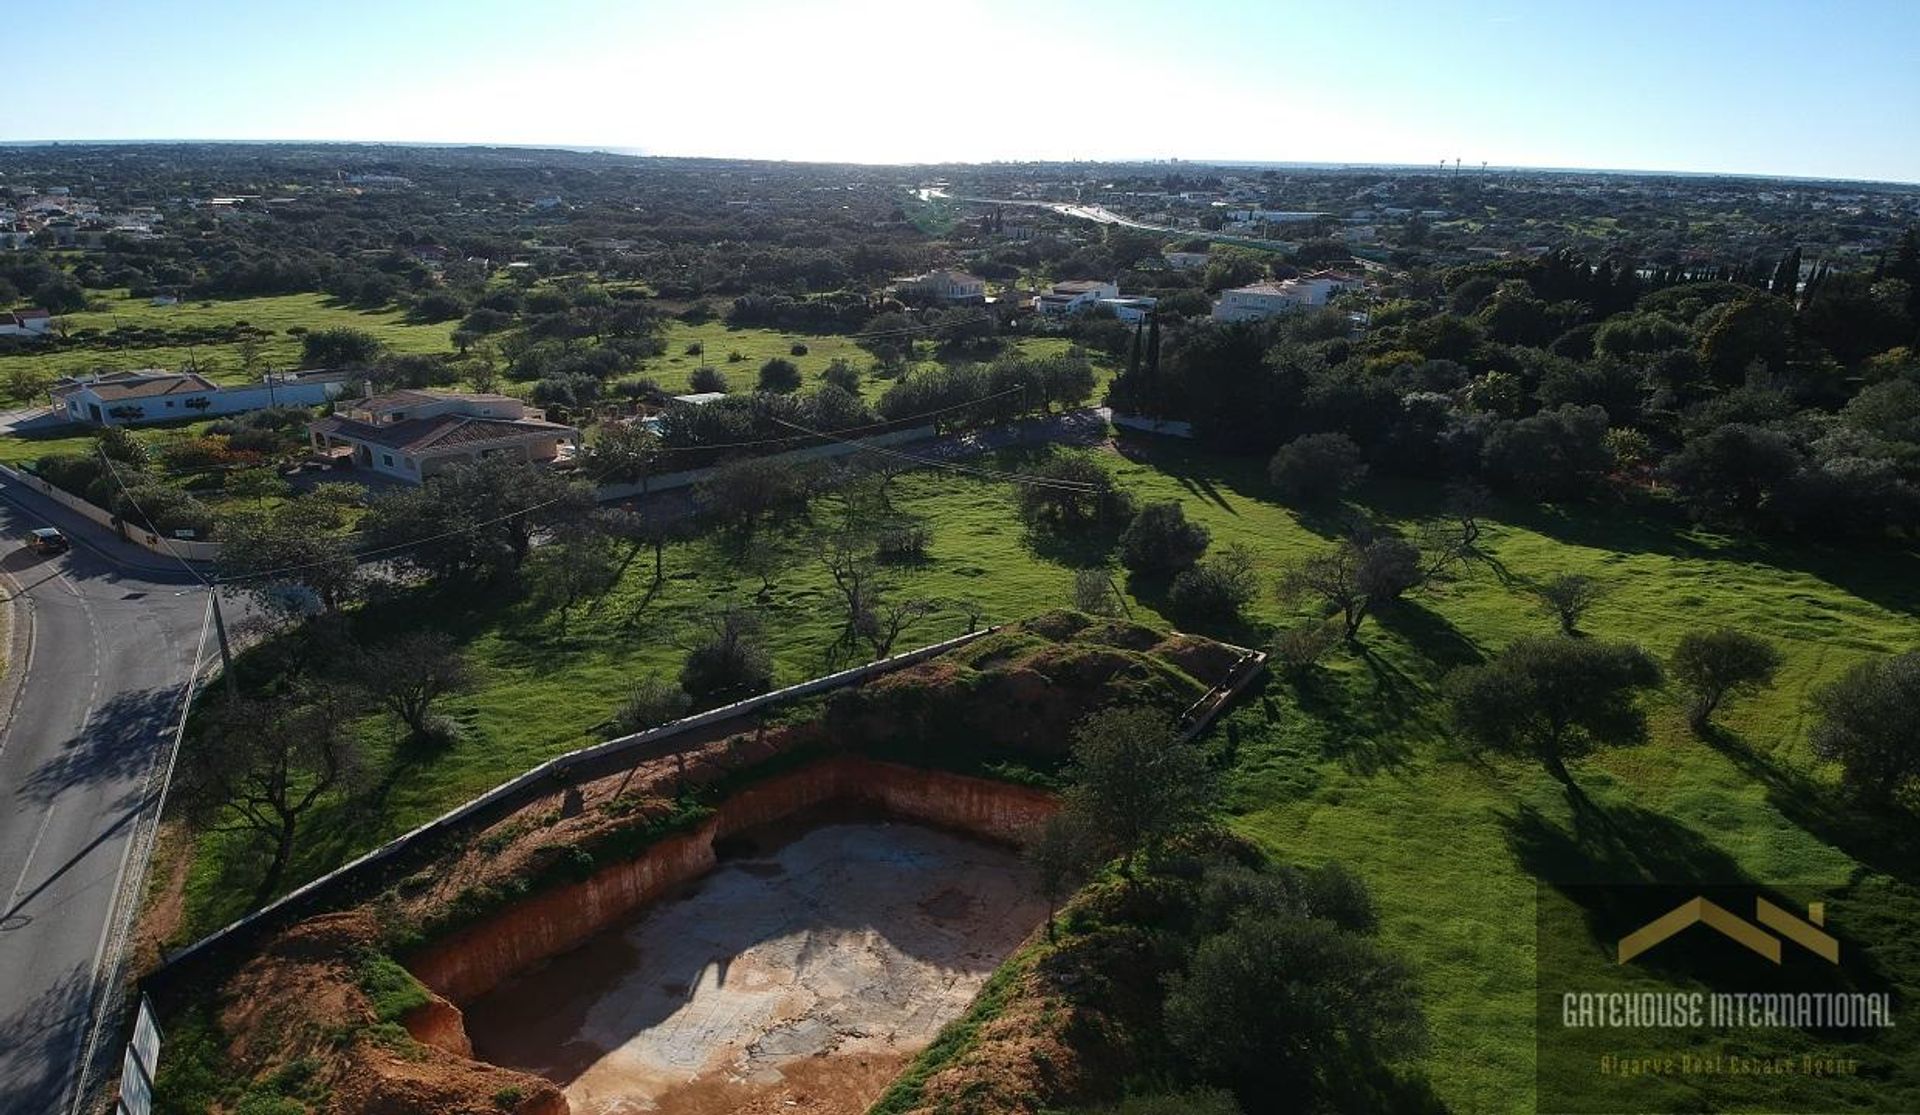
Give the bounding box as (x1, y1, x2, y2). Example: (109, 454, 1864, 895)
(94, 446, 212, 587)
(221, 387, 1045, 584)
(769, 414, 1100, 492)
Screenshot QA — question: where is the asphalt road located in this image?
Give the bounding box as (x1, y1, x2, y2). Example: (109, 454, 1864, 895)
(0, 471, 212, 1113)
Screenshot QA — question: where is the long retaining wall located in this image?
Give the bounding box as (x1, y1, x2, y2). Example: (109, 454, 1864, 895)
(151, 626, 999, 985)
(407, 756, 1059, 1005)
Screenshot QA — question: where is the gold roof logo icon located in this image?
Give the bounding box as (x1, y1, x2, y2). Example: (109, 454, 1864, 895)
(1618, 897, 1838, 966)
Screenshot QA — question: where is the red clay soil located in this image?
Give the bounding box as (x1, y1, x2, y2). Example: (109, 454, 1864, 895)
(218, 911, 567, 1115)
(179, 614, 1241, 1115)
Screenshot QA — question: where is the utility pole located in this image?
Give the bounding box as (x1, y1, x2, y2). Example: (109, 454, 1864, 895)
(209, 580, 238, 698)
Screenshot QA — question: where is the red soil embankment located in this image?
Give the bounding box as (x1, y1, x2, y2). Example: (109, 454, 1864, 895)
(406, 757, 1057, 1006)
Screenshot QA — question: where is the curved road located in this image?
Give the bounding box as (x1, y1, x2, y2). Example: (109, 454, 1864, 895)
(0, 470, 212, 1113)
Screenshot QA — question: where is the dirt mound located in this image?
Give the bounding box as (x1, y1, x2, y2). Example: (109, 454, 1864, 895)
(216, 910, 565, 1115)
(834, 612, 1219, 758)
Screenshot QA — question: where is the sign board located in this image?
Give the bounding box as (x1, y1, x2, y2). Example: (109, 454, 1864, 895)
(115, 995, 161, 1115)
(131, 996, 160, 1076)
(171, 529, 197, 539)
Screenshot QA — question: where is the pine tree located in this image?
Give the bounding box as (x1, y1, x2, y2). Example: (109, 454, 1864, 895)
(1770, 246, 1801, 299)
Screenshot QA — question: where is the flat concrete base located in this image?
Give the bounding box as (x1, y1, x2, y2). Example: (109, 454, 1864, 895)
(463, 821, 1046, 1115)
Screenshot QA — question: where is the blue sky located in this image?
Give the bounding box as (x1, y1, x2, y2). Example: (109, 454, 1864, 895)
(7, 0, 1918, 182)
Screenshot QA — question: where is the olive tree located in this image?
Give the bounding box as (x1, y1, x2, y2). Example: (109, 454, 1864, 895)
(1669, 627, 1781, 733)
(1810, 650, 1920, 805)
(1447, 636, 1662, 792)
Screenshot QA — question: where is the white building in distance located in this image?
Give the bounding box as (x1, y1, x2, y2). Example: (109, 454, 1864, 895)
(1211, 270, 1364, 322)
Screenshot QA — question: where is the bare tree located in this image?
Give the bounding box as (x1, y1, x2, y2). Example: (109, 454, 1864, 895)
(530, 526, 622, 637)
(1534, 573, 1602, 635)
(1025, 810, 1102, 940)
(1072, 568, 1124, 616)
(1279, 537, 1421, 642)
(867, 596, 938, 659)
(176, 682, 363, 905)
(355, 631, 474, 742)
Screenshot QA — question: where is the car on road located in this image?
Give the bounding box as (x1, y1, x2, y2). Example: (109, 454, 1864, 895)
(28, 526, 69, 554)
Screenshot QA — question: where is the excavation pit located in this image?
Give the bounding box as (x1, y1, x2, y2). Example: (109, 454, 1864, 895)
(457, 816, 1048, 1114)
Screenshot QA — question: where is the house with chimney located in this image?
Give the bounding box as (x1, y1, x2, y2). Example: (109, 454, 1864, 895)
(307, 390, 580, 483)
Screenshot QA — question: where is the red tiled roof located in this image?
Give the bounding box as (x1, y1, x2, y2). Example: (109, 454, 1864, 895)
(311, 413, 573, 454)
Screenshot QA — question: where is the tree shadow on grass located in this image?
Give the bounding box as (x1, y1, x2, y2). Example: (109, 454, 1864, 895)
(1503, 798, 1753, 888)
(1699, 725, 1920, 888)
(1373, 600, 1485, 673)
(1287, 658, 1415, 775)
(1504, 499, 1920, 619)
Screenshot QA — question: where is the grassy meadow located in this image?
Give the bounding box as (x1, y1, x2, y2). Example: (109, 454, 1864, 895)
(636, 318, 1103, 402)
(168, 433, 1920, 1111)
(1, 290, 457, 391)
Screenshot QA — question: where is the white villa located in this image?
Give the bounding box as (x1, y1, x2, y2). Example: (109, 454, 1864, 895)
(891, 269, 987, 304)
(0, 308, 52, 338)
(307, 390, 580, 483)
(1211, 270, 1364, 322)
(1033, 279, 1119, 315)
(50, 367, 351, 426)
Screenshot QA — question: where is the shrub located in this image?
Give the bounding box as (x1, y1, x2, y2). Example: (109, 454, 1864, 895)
(1271, 621, 1339, 674)
(727, 349, 745, 363)
(757, 357, 802, 393)
(790, 342, 809, 356)
(1072, 568, 1122, 616)
(685, 341, 703, 355)
(1534, 573, 1600, 635)
(1015, 452, 1136, 535)
(679, 610, 774, 703)
(1670, 627, 1781, 733)
(1808, 650, 1920, 804)
(1167, 544, 1259, 623)
(688, 366, 728, 394)
(821, 358, 864, 395)
(875, 520, 931, 560)
(608, 677, 692, 736)
(1267, 432, 1366, 505)
(1118, 500, 1211, 575)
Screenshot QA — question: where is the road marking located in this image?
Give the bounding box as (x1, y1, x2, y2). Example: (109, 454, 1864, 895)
(3, 802, 58, 915)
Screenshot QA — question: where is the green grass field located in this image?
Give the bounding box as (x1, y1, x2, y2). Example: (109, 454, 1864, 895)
(1, 291, 457, 391)
(168, 435, 1920, 1112)
(637, 319, 1103, 402)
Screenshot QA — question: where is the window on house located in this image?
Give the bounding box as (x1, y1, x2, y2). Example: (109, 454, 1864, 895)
(382, 453, 393, 466)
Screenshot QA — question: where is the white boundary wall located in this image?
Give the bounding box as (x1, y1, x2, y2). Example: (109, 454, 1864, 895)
(595, 424, 936, 500)
(157, 625, 999, 974)
(0, 463, 222, 562)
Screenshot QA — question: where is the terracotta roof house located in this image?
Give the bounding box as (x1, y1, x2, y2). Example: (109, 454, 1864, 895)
(0, 308, 53, 338)
(890, 269, 987, 304)
(308, 390, 580, 483)
(51, 367, 350, 426)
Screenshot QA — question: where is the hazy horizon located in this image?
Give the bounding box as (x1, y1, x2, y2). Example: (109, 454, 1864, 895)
(4, 0, 1917, 184)
(3, 138, 1915, 190)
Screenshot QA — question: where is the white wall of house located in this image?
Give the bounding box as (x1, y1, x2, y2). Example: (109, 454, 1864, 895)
(58, 378, 344, 427)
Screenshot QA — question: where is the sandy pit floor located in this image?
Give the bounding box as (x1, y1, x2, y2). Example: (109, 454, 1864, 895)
(462, 820, 1047, 1115)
